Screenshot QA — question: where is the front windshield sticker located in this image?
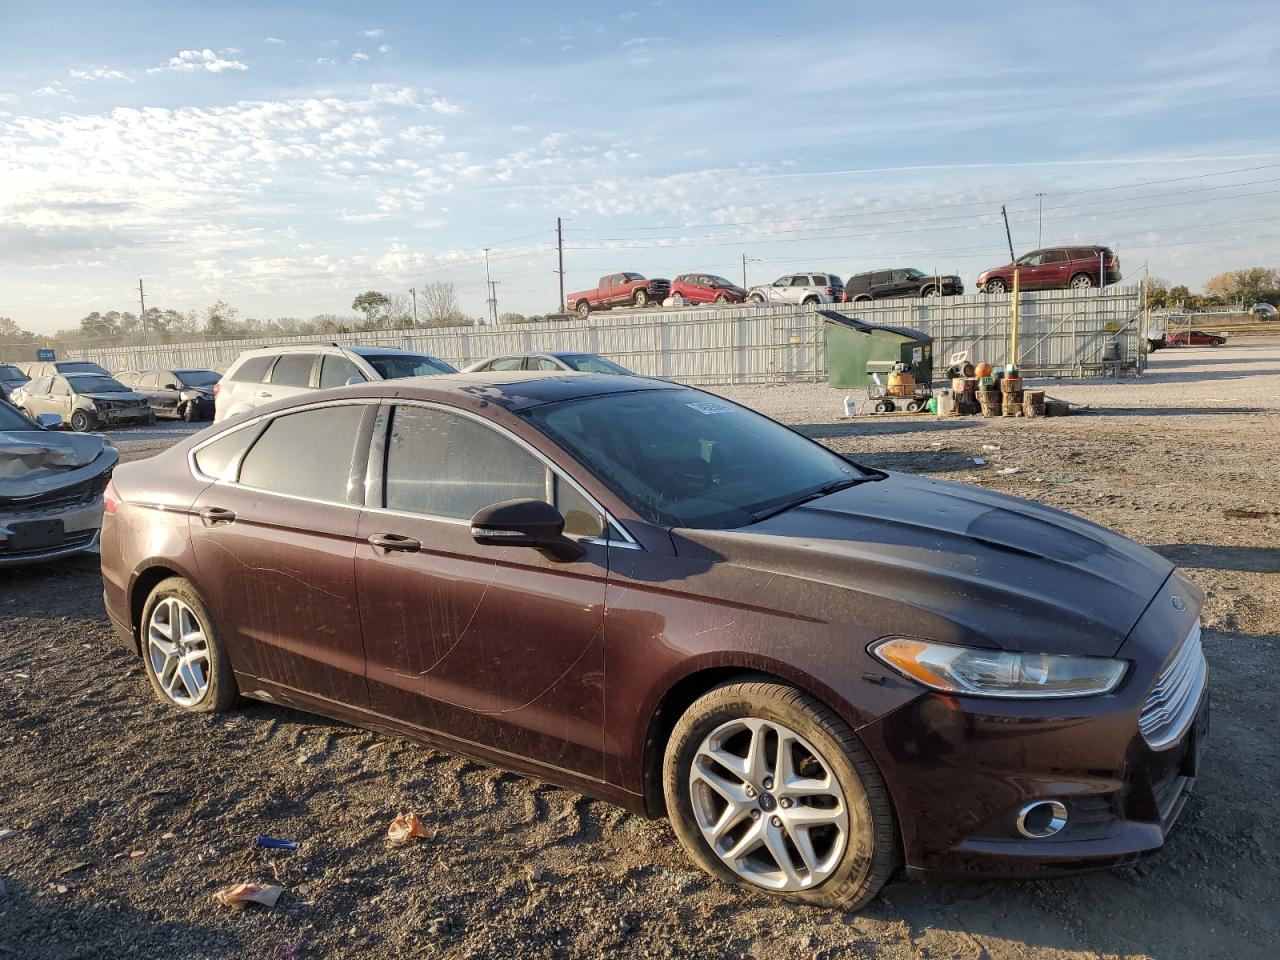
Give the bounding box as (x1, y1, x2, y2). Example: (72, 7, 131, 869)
(685, 400, 733, 416)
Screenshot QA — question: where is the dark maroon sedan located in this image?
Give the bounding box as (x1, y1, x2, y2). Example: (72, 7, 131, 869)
(100, 373, 1208, 908)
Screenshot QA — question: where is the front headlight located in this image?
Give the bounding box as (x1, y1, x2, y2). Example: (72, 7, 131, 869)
(870, 637, 1127, 699)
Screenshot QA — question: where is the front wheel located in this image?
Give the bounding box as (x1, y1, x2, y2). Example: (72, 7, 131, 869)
(802, 296, 820, 306)
(715, 294, 729, 304)
(182, 402, 200, 422)
(633, 288, 649, 307)
(748, 293, 765, 304)
(576, 301, 591, 318)
(69, 409, 94, 432)
(140, 577, 238, 713)
(663, 680, 898, 909)
(985, 278, 1007, 294)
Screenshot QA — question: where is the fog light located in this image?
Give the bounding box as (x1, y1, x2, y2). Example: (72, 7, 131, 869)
(1016, 800, 1068, 839)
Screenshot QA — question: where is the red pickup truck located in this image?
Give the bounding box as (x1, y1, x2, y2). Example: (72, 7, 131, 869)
(567, 273, 671, 317)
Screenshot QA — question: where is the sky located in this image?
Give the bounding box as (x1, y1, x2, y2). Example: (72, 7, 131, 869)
(2, 0, 1279, 336)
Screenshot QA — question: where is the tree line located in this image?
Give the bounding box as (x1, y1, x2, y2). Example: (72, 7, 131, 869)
(1143, 267, 1280, 311)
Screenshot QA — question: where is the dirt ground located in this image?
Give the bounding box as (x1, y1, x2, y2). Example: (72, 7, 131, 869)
(2, 341, 1277, 960)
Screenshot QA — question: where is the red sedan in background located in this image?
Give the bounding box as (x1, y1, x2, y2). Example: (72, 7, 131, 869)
(671, 273, 747, 304)
(1167, 330, 1227, 346)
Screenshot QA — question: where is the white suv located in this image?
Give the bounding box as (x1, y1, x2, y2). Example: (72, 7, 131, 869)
(746, 272, 845, 305)
(214, 344, 456, 422)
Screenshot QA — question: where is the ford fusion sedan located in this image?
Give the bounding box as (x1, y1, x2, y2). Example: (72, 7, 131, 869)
(101, 372, 1207, 909)
(11, 373, 154, 431)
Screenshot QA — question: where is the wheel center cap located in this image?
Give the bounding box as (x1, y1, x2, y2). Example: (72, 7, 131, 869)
(758, 793, 777, 813)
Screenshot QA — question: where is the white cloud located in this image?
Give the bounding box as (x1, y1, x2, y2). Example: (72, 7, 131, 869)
(148, 49, 249, 75)
(430, 97, 463, 115)
(33, 82, 73, 98)
(364, 28, 384, 38)
(69, 67, 132, 83)
(351, 51, 370, 63)
(378, 44, 392, 54)
(265, 37, 286, 44)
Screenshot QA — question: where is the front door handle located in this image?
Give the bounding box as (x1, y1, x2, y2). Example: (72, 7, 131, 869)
(198, 506, 237, 525)
(258, 391, 272, 398)
(368, 533, 421, 553)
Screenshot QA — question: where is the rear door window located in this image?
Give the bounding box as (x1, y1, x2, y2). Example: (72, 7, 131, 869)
(238, 404, 366, 502)
(269, 353, 317, 387)
(319, 354, 364, 389)
(1041, 250, 1068, 264)
(384, 405, 548, 520)
(231, 356, 274, 382)
(490, 357, 524, 371)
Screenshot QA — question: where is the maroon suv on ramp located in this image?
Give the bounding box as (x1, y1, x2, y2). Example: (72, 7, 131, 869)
(100, 373, 1208, 909)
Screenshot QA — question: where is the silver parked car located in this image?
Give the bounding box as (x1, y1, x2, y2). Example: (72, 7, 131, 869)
(214, 344, 456, 422)
(10, 373, 154, 432)
(461, 352, 635, 375)
(746, 272, 845, 306)
(0, 398, 118, 565)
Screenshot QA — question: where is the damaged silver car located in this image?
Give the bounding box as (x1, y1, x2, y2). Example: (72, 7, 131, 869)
(0, 398, 119, 565)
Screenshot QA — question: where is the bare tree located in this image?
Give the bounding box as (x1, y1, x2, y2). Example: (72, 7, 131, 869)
(419, 281, 465, 327)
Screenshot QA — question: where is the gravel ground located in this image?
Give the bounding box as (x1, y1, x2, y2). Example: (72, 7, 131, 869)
(2, 342, 1278, 960)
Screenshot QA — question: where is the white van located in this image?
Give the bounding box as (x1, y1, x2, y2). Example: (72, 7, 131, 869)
(214, 344, 456, 422)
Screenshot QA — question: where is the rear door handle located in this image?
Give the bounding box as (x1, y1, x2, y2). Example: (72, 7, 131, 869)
(368, 533, 421, 553)
(258, 391, 272, 398)
(198, 506, 236, 525)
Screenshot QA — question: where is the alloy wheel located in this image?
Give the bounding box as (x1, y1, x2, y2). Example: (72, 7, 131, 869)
(689, 717, 849, 892)
(147, 596, 211, 707)
(1071, 274, 1094, 289)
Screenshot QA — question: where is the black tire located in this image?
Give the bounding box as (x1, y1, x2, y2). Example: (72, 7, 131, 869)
(139, 577, 238, 713)
(905, 399, 923, 412)
(874, 400, 895, 413)
(920, 286, 937, 298)
(748, 293, 765, 304)
(663, 680, 898, 910)
(182, 402, 200, 422)
(633, 288, 649, 307)
(69, 409, 94, 432)
(853, 295, 873, 303)
(985, 278, 1007, 294)
(1069, 273, 1094, 290)
(715, 294, 729, 304)
(802, 296, 820, 306)
(576, 301, 591, 318)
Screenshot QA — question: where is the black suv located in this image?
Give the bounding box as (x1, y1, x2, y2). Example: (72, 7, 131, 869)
(844, 268, 964, 302)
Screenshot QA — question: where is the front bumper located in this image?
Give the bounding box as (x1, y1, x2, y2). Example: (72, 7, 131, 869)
(858, 571, 1208, 878)
(0, 500, 103, 566)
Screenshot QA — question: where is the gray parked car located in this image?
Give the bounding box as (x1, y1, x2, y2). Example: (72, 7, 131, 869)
(10, 373, 154, 432)
(746, 273, 845, 306)
(462, 352, 635, 375)
(0, 363, 30, 402)
(0, 397, 118, 565)
(115, 368, 220, 421)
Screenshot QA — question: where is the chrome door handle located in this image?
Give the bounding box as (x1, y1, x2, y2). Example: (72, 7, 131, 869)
(368, 533, 421, 553)
(198, 506, 237, 525)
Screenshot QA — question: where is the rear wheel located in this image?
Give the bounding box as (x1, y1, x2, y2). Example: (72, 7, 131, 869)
(663, 680, 898, 909)
(1070, 273, 1094, 290)
(633, 288, 649, 307)
(140, 577, 238, 713)
(873, 400, 895, 413)
(69, 409, 93, 432)
(853, 295, 873, 303)
(985, 278, 1008, 294)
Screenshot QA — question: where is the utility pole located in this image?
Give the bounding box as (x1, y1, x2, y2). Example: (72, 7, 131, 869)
(488, 281, 501, 323)
(1036, 193, 1045, 247)
(1000, 205, 1016, 263)
(138, 278, 148, 344)
(556, 217, 565, 314)
(741, 254, 762, 289)
(483, 248, 492, 326)
(409, 287, 419, 330)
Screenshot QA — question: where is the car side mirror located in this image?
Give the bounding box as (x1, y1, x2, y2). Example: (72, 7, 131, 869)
(470, 498, 585, 562)
(35, 412, 63, 429)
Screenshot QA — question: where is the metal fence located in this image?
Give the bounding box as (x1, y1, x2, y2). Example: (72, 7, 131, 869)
(67, 287, 1145, 385)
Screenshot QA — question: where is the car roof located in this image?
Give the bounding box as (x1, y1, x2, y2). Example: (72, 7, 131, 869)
(346, 346, 440, 358)
(328, 371, 680, 412)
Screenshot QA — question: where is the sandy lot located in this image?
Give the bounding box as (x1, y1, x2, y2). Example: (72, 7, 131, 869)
(2, 341, 1277, 960)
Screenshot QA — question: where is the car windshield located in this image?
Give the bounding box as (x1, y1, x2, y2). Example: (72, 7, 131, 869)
(558, 354, 633, 375)
(524, 388, 869, 529)
(362, 353, 457, 379)
(175, 370, 221, 387)
(68, 375, 129, 393)
(58, 362, 108, 374)
(0, 401, 37, 430)
(0, 364, 27, 382)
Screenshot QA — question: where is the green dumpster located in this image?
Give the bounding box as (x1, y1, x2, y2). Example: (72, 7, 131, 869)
(821, 311, 934, 389)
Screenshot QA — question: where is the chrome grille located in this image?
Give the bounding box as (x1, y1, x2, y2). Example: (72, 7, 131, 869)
(1138, 620, 1206, 749)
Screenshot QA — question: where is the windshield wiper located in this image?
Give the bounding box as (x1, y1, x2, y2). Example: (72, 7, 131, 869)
(747, 477, 869, 524)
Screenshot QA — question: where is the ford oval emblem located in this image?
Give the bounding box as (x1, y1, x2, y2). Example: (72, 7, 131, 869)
(1171, 596, 1186, 611)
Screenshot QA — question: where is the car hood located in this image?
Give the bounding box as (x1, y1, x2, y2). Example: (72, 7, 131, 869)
(82, 391, 146, 402)
(0, 430, 116, 489)
(675, 472, 1173, 658)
